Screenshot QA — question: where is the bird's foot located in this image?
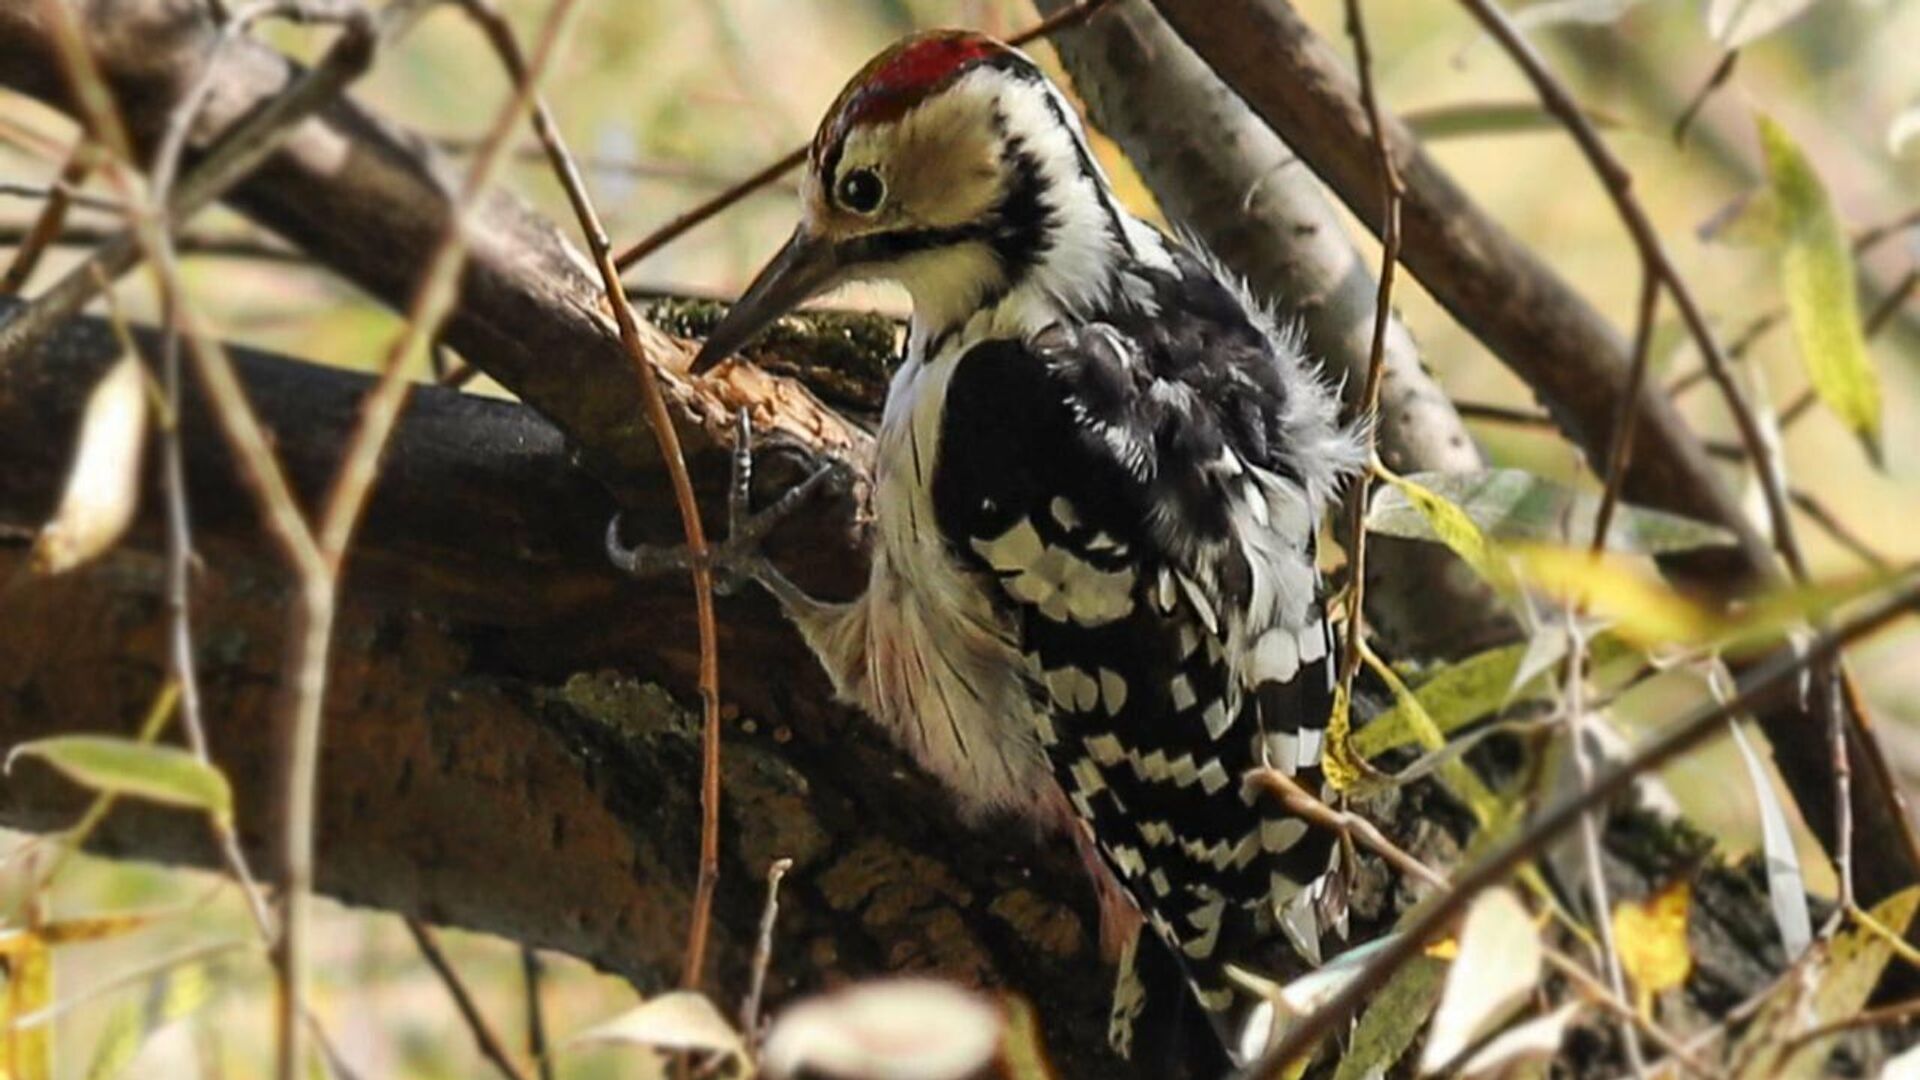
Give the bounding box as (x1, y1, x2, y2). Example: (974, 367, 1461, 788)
(605, 409, 846, 598)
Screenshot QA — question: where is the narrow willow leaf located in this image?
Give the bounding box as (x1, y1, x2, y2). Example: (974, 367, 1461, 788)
(1420, 889, 1541, 1074)
(0, 908, 175, 951)
(1333, 955, 1446, 1080)
(1351, 644, 1527, 760)
(1759, 114, 1883, 464)
(1375, 472, 1506, 587)
(1322, 682, 1364, 793)
(1457, 1003, 1582, 1078)
(1726, 717, 1812, 957)
(1891, 102, 1920, 157)
(1513, 0, 1644, 29)
(1, 932, 51, 1080)
(1709, 0, 1820, 47)
(1368, 469, 1735, 555)
(1508, 546, 1718, 647)
(84, 960, 222, 1080)
(1403, 101, 1621, 141)
(1357, 652, 1508, 829)
(1612, 880, 1693, 1016)
(5, 737, 231, 823)
(1736, 887, 1920, 1079)
(997, 996, 1056, 1080)
(33, 354, 148, 575)
(568, 990, 744, 1060)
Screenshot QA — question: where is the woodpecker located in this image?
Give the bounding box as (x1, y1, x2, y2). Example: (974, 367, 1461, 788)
(612, 30, 1364, 1069)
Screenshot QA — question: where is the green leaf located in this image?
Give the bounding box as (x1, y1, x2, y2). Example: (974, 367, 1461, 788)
(1334, 956, 1447, 1080)
(1351, 644, 1528, 760)
(1709, 0, 1820, 47)
(1759, 114, 1883, 465)
(1375, 472, 1507, 588)
(1403, 101, 1621, 142)
(1368, 470, 1736, 555)
(85, 960, 223, 1080)
(6, 737, 231, 823)
(1735, 887, 1920, 1079)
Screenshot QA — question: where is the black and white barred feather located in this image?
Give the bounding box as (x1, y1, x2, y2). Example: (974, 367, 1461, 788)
(738, 32, 1367, 1069)
(926, 247, 1363, 1059)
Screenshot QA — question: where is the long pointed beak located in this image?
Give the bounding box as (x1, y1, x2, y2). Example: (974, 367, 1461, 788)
(690, 227, 842, 374)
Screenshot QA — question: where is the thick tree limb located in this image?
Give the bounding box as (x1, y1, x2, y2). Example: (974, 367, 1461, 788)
(0, 0, 870, 506)
(0, 309, 1120, 1072)
(0, 313, 1832, 1078)
(1146, 0, 1920, 910)
(0, 2, 1900, 1072)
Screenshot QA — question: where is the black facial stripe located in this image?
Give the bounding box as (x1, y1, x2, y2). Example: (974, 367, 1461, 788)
(991, 136, 1052, 284)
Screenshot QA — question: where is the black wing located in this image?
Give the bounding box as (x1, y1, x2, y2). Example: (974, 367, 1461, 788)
(930, 312, 1342, 1049)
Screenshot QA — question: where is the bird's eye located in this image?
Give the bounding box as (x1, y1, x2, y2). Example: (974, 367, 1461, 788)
(837, 168, 885, 214)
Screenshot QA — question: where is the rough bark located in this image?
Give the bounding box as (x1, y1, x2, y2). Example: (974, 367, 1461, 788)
(1036, 0, 1515, 660)
(0, 308, 1123, 1072)
(0, 312, 1815, 1077)
(0, 1, 1889, 1072)
(0, 0, 871, 508)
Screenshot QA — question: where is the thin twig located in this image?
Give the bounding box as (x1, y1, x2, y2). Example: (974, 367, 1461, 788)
(1250, 770, 1720, 1080)
(0, 179, 119, 214)
(1671, 50, 1737, 147)
(1333, 0, 1403, 740)
(275, 4, 578, 1076)
(96, 276, 277, 941)
(741, 857, 793, 1050)
(1454, 0, 1807, 582)
(1589, 269, 1661, 556)
(608, 0, 1118, 272)
(451, 0, 726, 993)
(0, 140, 97, 293)
(406, 918, 532, 1080)
(519, 947, 553, 1080)
(1564, 618, 1648, 1076)
(1865, 269, 1917, 338)
(1776, 995, 1920, 1061)
(0, 0, 401, 367)
(1241, 576, 1920, 1079)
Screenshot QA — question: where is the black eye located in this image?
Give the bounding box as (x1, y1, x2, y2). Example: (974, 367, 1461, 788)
(837, 168, 885, 214)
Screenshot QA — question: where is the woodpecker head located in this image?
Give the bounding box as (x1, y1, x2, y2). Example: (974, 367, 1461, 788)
(692, 31, 1135, 372)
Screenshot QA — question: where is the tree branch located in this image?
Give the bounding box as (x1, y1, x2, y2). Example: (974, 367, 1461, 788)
(1035, 0, 1514, 661)
(1145, 0, 1920, 911)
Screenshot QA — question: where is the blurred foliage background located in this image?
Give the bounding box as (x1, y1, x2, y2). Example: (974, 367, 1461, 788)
(0, 0, 1915, 1075)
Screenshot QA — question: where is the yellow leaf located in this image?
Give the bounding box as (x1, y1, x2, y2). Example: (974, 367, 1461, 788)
(1759, 114, 1883, 464)
(1612, 880, 1693, 1017)
(1352, 644, 1527, 760)
(5, 736, 231, 824)
(1, 932, 51, 1080)
(86, 961, 223, 1080)
(1507, 545, 1717, 647)
(1322, 682, 1364, 793)
(1379, 472, 1508, 588)
(997, 995, 1057, 1080)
